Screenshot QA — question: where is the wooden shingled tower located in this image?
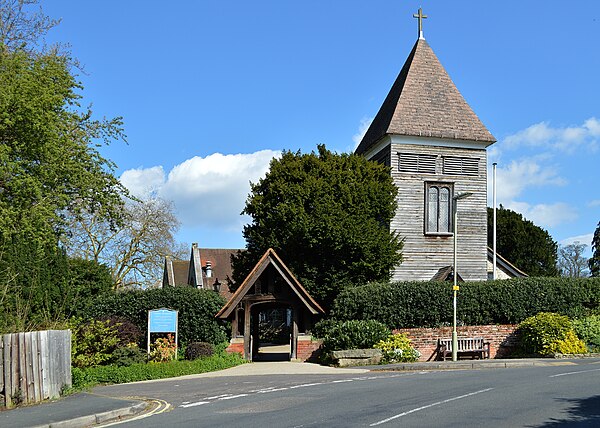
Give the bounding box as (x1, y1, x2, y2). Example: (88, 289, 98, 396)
(356, 9, 496, 281)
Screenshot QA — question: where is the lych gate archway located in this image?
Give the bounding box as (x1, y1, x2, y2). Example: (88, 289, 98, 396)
(251, 302, 292, 361)
(216, 248, 324, 361)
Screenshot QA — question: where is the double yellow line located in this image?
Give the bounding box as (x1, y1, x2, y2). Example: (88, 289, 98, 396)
(97, 398, 172, 427)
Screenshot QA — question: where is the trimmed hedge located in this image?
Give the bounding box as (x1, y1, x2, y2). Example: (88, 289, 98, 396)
(330, 277, 600, 329)
(312, 319, 390, 353)
(75, 287, 229, 345)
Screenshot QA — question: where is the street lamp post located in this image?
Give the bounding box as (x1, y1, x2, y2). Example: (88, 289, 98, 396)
(452, 192, 472, 362)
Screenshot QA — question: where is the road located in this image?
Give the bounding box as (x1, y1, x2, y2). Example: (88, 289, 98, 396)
(94, 360, 600, 427)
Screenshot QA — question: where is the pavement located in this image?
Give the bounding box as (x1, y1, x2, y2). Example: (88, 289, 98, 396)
(0, 357, 580, 428)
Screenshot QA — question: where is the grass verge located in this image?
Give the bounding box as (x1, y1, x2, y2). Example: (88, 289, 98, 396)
(72, 351, 246, 389)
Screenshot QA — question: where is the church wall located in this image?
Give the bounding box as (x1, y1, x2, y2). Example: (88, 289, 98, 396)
(386, 142, 488, 281)
(395, 324, 519, 361)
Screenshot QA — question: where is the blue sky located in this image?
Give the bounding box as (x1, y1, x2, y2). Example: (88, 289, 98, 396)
(42, 1, 599, 256)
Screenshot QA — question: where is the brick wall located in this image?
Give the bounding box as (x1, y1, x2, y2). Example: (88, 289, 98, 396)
(297, 336, 323, 362)
(225, 336, 323, 362)
(395, 325, 519, 361)
(225, 337, 244, 356)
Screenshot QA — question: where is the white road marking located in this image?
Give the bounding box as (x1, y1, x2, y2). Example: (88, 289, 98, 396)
(219, 394, 249, 400)
(177, 373, 412, 411)
(180, 401, 209, 408)
(369, 388, 494, 426)
(205, 393, 232, 399)
(257, 387, 289, 393)
(289, 383, 323, 389)
(549, 368, 600, 378)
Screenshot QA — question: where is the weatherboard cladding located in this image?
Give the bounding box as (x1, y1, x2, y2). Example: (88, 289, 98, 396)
(386, 143, 488, 281)
(356, 38, 495, 155)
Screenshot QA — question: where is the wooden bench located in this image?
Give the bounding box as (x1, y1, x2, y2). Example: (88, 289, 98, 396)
(437, 337, 490, 361)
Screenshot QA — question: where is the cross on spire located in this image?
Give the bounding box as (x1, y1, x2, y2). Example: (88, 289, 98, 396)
(413, 7, 428, 40)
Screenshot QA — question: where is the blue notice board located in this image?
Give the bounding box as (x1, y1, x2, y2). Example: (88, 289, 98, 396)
(148, 308, 177, 333)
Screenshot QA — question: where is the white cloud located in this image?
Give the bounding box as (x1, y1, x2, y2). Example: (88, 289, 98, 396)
(488, 158, 565, 202)
(120, 166, 165, 198)
(351, 117, 373, 150)
(504, 201, 577, 229)
(560, 233, 594, 247)
(120, 150, 280, 232)
(585, 117, 600, 136)
(588, 200, 600, 207)
(503, 117, 600, 154)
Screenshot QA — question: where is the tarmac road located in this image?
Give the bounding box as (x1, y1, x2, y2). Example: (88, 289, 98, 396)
(3, 358, 599, 427)
(92, 359, 600, 427)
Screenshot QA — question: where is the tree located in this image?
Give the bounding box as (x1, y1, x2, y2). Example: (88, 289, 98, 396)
(0, 0, 60, 53)
(0, 2, 126, 331)
(232, 145, 403, 310)
(591, 221, 600, 277)
(487, 206, 559, 277)
(65, 197, 181, 289)
(557, 241, 589, 278)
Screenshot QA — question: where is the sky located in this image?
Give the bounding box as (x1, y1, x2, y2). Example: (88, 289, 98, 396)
(41, 1, 599, 257)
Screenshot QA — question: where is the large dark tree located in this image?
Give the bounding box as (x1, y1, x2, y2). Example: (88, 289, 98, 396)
(232, 145, 403, 310)
(487, 206, 559, 277)
(590, 221, 600, 277)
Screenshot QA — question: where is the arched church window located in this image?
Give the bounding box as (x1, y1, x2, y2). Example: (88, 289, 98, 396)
(425, 182, 453, 234)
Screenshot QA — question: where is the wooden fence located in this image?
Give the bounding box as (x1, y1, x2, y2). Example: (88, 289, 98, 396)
(1, 329, 71, 408)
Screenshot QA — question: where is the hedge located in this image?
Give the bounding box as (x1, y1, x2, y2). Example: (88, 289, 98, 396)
(75, 287, 229, 345)
(329, 277, 600, 329)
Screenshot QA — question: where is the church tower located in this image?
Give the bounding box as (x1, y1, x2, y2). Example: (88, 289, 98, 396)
(355, 9, 496, 281)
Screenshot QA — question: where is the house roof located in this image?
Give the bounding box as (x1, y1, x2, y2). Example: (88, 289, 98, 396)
(487, 247, 528, 278)
(355, 38, 496, 155)
(171, 260, 190, 285)
(162, 247, 241, 301)
(216, 248, 324, 319)
(431, 266, 464, 282)
(199, 248, 239, 285)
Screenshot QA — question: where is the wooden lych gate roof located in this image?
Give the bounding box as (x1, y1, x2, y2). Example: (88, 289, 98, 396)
(216, 248, 324, 319)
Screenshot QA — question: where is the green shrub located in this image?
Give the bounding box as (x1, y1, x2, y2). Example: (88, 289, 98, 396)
(313, 319, 390, 352)
(374, 333, 420, 363)
(517, 312, 586, 356)
(330, 277, 600, 329)
(103, 316, 144, 346)
(71, 349, 245, 389)
(70, 319, 120, 368)
(111, 345, 147, 367)
(572, 315, 600, 352)
(185, 342, 214, 360)
(74, 287, 229, 345)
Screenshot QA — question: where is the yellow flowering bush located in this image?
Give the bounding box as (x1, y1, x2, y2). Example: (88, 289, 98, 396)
(149, 334, 177, 362)
(374, 333, 420, 363)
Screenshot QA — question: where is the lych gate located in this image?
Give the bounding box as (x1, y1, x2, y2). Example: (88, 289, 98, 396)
(216, 248, 324, 361)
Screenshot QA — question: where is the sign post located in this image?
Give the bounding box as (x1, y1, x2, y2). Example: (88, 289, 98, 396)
(147, 308, 178, 358)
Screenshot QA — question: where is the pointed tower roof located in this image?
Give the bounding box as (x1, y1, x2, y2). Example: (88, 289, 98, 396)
(355, 38, 496, 155)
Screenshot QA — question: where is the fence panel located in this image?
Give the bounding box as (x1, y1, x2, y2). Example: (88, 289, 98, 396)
(0, 330, 71, 408)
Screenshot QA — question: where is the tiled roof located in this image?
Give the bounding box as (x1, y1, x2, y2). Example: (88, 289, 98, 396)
(356, 38, 495, 155)
(171, 260, 190, 286)
(431, 266, 464, 282)
(162, 248, 242, 301)
(487, 247, 528, 278)
(199, 248, 240, 300)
